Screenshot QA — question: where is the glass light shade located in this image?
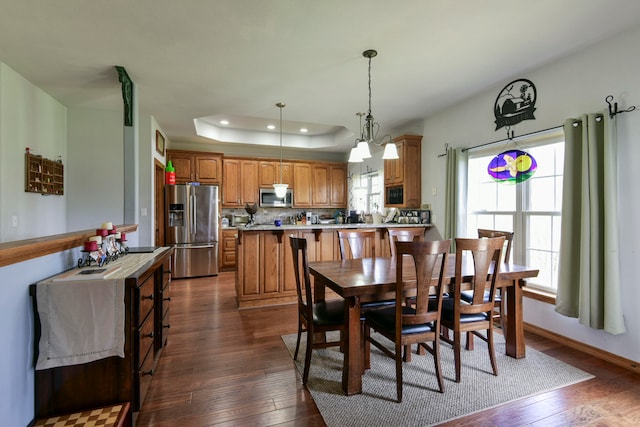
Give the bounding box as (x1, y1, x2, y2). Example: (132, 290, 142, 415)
(382, 142, 399, 160)
(348, 146, 363, 163)
(273, 183, 288, 198)
(357, 140, 372, 159)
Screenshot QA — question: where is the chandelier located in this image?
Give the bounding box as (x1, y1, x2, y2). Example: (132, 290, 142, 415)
(273, 102, 288, 198)
(349, 49, 399, 163)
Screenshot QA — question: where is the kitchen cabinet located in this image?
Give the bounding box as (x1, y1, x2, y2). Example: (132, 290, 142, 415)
(293, 163, 313, 207)
(384, 135, 422, 208)
(259, 160, 292, 188)
(167, 150, 222, 184)
(31, 248, 173, 424)
(222, 158, 259, 207)
(235, 229, 297, 308)
(220, 228, 237, 271)
(293, 161, 347, 208)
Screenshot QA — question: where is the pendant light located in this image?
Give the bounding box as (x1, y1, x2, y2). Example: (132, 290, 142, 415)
(273, 102, 288, 198)
(348, 112, 366, 163)
(360, 49, 399, 160)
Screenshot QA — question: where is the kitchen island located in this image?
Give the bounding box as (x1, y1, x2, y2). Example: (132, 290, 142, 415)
(235, 223, 432, 309)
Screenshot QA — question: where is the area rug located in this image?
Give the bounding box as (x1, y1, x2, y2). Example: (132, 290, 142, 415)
(281, 332, 594, 426)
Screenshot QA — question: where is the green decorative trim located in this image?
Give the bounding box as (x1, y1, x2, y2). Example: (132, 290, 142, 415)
(115, 66, 133, 126)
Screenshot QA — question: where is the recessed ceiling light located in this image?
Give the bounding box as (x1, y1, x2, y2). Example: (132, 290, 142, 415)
(220, 120, 229, 125)
(300, 128, 308, 133)
(267, 124, 276, 130)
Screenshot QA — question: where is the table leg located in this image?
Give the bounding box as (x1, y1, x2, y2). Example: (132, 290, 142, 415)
(505, 279, 526, 358)
(342, 296, 362, 395)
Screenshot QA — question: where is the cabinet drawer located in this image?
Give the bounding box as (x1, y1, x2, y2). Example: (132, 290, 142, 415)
(137, 343, 155, 410)
(138, 314, 155, 370)
(223, 237, 236, 250)
(138, 275, 154, 325)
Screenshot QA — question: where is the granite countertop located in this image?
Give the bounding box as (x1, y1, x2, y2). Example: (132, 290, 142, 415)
(234, 223, 432, 232)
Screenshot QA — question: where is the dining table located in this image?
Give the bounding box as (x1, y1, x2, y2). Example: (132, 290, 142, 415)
(309, 255, 539, 396)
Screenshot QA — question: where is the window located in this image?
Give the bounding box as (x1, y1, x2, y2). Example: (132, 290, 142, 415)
(465, 133, 564, 292)
(353, 172, 382, 214)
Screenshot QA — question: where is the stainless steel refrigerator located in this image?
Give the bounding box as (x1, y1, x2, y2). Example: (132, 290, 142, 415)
(166, 184, 219, 278)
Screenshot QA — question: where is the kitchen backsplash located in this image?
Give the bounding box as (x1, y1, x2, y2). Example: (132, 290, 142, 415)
(222, 208, 337, 226)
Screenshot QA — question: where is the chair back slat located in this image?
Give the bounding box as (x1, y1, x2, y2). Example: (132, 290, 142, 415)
(477, 229, 514, 263)
(388, 228, 425, 258)
(337, 229, 376, 259)
(454, 236, 505, 315)
(395, 240, 451, 334)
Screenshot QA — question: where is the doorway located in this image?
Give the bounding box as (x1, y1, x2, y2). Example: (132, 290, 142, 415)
(154, 159, 165, 246)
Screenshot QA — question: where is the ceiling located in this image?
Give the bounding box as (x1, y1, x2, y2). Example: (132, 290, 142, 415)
(2, 0, 640, 154)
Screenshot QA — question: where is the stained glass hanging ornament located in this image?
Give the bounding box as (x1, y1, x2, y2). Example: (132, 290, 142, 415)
(487, 149, 537, 184)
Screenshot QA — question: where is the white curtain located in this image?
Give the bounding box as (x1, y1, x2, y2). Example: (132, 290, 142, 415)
(444, 147, 468, 250)
(555, 113, 625, 334)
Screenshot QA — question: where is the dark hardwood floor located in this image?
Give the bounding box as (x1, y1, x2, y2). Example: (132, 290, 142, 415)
(136, 272, 640, 426)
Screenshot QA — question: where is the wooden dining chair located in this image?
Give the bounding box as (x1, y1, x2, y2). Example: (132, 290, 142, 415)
(364, 239, 451, 402)
(388, 227, 428, 359)
(440, 236, 505, 383)
(387, 227, 425, 258)
(337, 229, 394, 370)
(337, 229, 376, 259)
(461, 229, 514, 339)
(290, 236, 345, 384)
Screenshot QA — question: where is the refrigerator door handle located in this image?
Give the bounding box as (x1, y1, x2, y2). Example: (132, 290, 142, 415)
(190, 193, 197, 235)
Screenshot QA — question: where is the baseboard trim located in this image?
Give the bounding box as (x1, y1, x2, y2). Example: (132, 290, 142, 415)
(524, 322, 640, 374)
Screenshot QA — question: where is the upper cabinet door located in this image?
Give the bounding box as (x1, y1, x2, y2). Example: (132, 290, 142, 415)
(312, 163, 330, 206)
(195, 154, 222, 184)
(222, 158, 241, 206)
(168, 153, 195, 183)
(329, 164, 347, 207)
(259, 161, 292, 187)
(240, 160, 259, 205)
(293, 163, 312, 207)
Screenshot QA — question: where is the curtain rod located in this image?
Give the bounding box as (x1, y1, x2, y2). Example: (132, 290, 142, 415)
(462, 125, 563, 153)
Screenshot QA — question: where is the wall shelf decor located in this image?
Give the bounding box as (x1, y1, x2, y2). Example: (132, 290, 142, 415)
(25, 152, 64, 195)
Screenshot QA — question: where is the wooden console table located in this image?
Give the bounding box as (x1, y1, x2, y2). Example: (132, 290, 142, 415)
(30, 247, 172, 425)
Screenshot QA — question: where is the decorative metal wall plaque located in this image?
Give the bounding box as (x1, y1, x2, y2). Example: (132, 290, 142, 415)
(494, 78, 537, 131)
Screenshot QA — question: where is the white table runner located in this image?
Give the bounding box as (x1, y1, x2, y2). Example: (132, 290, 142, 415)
(35, 249, 168, 370)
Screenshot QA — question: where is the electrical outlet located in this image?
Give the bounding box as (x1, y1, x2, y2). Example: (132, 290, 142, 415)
(12, 216, 18, 227)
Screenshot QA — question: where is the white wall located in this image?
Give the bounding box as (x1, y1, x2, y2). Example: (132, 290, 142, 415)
(0, 63, 67, 242)
(0, 62, 152, 424)
(421, 25, 640, 362)
(66, 108, 123, 231)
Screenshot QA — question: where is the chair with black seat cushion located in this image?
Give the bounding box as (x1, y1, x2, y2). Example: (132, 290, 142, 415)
(290, 236, 345, 384)
(440, 236, 505, 383)
(337, 229, 393, 369)
(461, 229, 514, 341)
(388, 227, 428, 360)
(364, 239, 451, 402)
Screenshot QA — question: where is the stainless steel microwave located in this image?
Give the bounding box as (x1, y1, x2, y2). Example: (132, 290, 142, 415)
(259, 188, 293, 208)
